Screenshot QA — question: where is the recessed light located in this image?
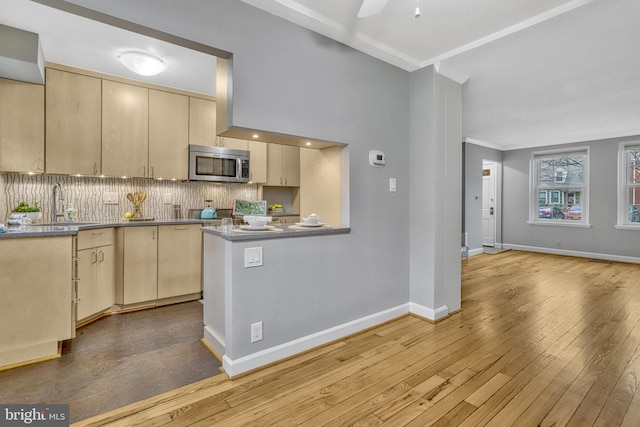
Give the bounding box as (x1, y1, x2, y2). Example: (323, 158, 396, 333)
(305, 141, 312, 146)
(117, 51, 166, 76)
(252, 134, 259, 139)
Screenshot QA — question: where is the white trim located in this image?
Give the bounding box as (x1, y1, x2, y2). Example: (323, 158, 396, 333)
(464, 138, 504, 151)
(614, 225, 640, 231)
(203, 325, 225, 359)
(529, 147, 589, 225)
(526, 220, 591, 228)
(409, 303, 449, 321)
(617, 141, 640, 227)
(434, 62, 469, 85)
(468, 247, 484, 256)
(503, 244, 640, 264)
(221, 303, 410, 377)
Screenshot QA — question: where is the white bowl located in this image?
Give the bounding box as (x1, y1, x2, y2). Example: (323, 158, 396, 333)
(244, 215, 272, 227)
(303, 214, 321, 225)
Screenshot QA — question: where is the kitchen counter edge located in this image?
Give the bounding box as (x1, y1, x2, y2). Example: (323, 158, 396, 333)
(0, 219, 212, 239)
(201, 224, 350, 241)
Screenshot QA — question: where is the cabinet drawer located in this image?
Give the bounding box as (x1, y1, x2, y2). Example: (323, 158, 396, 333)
(77, 228, 115, 250)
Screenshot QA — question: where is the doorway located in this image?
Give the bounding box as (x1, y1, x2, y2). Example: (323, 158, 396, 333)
(482, 160, 501, 248)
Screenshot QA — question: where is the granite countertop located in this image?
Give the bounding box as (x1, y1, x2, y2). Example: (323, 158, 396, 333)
(201, 223, 350, 241)
(0, 218, 214, 239)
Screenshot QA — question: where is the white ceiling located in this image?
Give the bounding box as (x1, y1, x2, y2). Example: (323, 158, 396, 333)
(240, 0, 595, 72)
(0, 0, 217, 95)
(1, 0, 638, 150)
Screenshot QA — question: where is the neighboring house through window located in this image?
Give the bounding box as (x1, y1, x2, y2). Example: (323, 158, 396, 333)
(616, 142, 640, 229)
(529, 147, 590, 226)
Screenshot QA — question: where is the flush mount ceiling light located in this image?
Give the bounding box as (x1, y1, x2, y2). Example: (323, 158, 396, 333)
(117, 51, 166, 76)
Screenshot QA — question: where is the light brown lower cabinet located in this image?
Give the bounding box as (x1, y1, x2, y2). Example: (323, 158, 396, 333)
(116, 226, 158, 305)
(116, 225, 202, 306)
(76, 229, 115, 322)
(157, 224, 203, 299)
(0, 236, 73, 368)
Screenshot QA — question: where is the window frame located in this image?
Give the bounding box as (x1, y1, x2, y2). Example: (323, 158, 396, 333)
(528, 146, 590, 228)
(615, 141, 640, 230)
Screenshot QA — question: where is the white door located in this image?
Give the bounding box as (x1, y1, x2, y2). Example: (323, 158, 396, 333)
(482, 162, 496, 247)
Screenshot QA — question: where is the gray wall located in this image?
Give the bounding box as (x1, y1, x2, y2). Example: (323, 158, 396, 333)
(502, 136, 640, 259)
(464, 143, 503, 251)
(71, 0, 416, 342)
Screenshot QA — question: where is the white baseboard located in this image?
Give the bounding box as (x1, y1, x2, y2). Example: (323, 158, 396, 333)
(503, 244, 640, 264)
(222, 303, 410, 378)
(468, 248, 484, 256)
(409, 302, 449, 321)
(203, 325, 225, 360)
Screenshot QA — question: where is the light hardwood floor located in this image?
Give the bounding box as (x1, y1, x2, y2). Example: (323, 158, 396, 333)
(74, 251, 640, 426)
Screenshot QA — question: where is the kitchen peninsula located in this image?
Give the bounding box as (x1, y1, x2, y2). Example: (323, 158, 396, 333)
(201, 224, 355, 377)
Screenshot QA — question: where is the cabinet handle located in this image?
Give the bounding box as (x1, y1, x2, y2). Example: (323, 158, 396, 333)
(93, 163, 98, 175)
(280, 177, 283, 185)
(91, 251, 98, 264)
(152, 229, 156, 240)
(142, 165, 146, 177)
(284, 177, 287, 186)
(99, 250, 105, 262)
(174, 226, 187, 230)
(91, 232, 103, 238)
(150, 166, 154, 178)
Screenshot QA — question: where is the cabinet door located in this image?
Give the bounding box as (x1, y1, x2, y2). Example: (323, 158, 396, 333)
(0, 78, 44, 173)
(76, 248, 97, 321)
(149, 89, 189, 180)
(282, 145, 300, 187)
(266, 143, 284, 186)
(46, 68, 101, 175)
(189, 97, 216, 147)
(95, 245, 115, 312)
(122, 227, 158, 304)
(157, 225, 202, 299)
(221, 137, 247, 150)
(102, 80, 149, 177)
(248, 140, 267, 183)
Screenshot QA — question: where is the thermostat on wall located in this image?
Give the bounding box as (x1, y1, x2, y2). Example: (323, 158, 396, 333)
(369, 150, 386, 167)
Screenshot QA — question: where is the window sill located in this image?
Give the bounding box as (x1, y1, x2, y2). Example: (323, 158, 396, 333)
(614, 224, 640, 231)
(527, 220, 591, 228)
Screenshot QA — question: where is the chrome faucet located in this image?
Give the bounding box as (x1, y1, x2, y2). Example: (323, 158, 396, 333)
(51, 183, 65, 223)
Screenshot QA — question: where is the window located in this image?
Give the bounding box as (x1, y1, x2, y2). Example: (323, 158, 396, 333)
(617, 143, 640, 228)
(529, 148, 589, 225)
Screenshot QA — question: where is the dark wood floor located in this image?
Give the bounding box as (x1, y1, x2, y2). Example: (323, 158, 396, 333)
(72, 251, 640, 426)
(0, 301, 221, 423)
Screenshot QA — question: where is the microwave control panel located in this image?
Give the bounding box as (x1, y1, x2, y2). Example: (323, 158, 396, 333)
(241, 159, 250, 179)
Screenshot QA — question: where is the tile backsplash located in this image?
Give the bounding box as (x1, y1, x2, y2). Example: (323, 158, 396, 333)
(1, 174, 258, 223)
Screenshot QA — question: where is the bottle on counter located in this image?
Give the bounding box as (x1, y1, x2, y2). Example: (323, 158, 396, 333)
(64, 203, 77, 222)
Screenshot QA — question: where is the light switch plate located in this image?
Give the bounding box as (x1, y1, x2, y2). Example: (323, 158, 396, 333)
(390, 178, 397, 192)
(244, 247, 263, 268)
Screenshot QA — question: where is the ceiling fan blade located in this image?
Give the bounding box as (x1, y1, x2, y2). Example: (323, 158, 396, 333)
(357, 0, 388, 18)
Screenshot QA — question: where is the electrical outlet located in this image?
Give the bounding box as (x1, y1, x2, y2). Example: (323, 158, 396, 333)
(163, 192, 172, 204)
(251, 322, 263, 343)
(104, 192, 118, 205)
(244, 247, 263, 268)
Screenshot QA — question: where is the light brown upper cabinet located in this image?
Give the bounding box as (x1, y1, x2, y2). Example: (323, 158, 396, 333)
(218, 137, 247, 150)
(267, 144, 300, 187)
(149, 90, 189, 180)
(189, 97, 216, 147)
(0, 77, 44, 173)
(45, 68, 102, 175)
(102, 80, 149, 178)
(248, 140, 267, 183)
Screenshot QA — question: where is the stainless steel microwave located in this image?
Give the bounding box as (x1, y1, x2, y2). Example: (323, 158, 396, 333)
(188, 145, 250, 182)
